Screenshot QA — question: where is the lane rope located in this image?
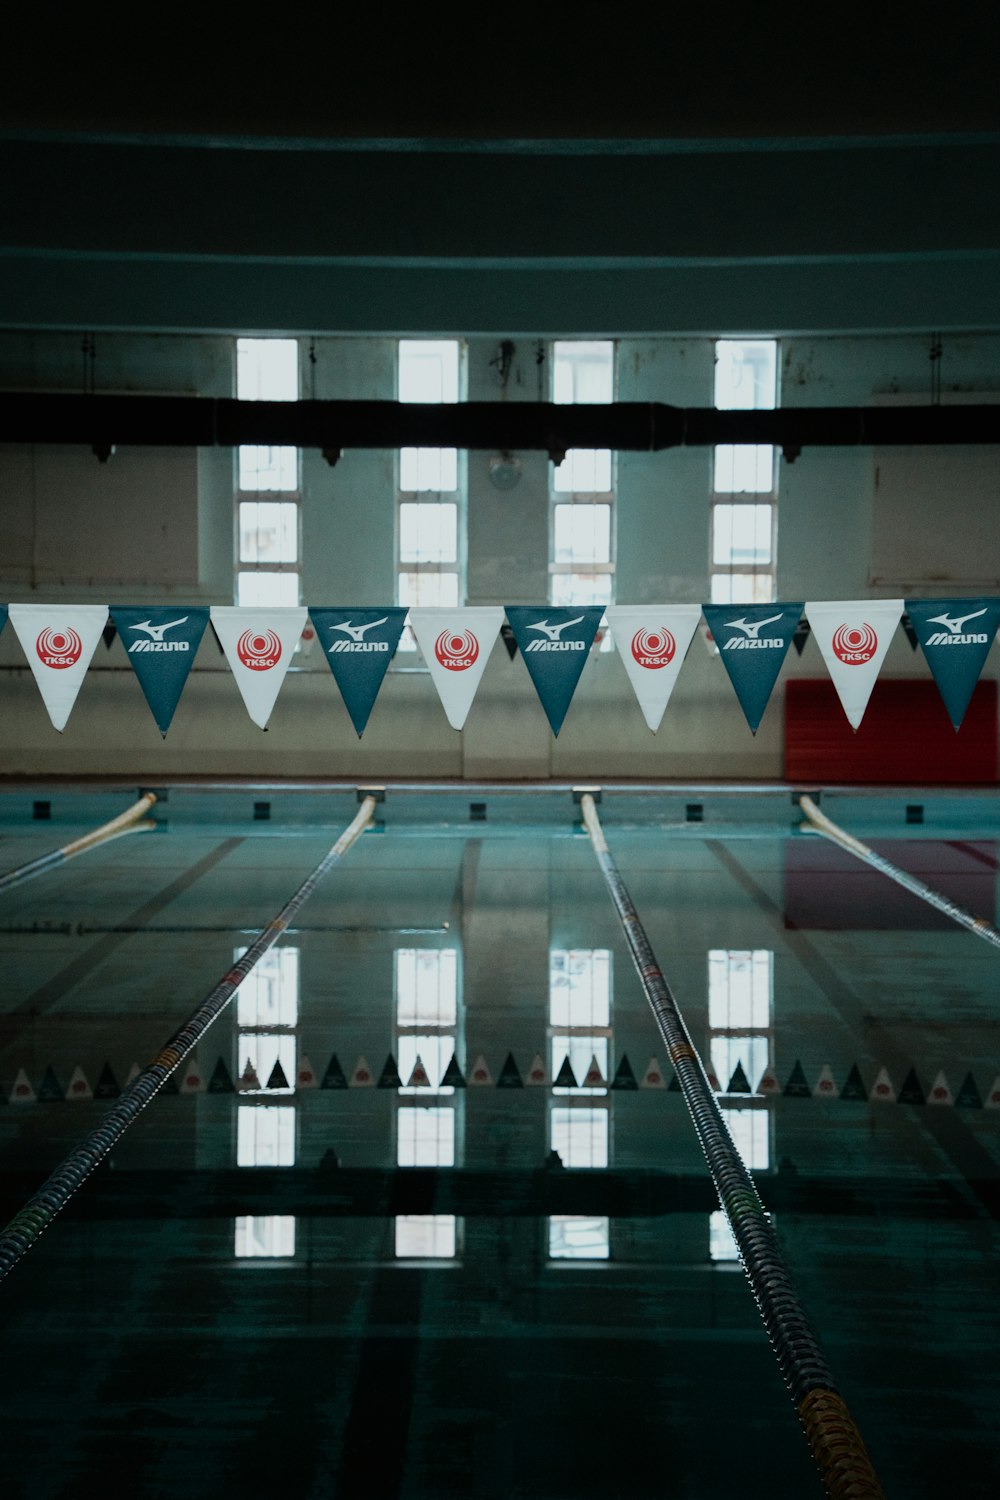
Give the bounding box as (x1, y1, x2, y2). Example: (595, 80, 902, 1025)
(0, 795, 377, 1283)
(579, 792, 885, 1500)
(0, 792, 159, 895)
(799, 794, 1000, 952)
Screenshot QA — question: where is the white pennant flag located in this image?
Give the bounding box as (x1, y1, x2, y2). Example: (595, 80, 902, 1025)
(805, 599, 903, 730)
(210, 607, 307, 729)
(9, 604, 108, 732)
(607, 605, 701, 732)
(408, 608, 504, 730)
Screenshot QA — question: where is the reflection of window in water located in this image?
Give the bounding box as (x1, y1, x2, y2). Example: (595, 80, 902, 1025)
(233, 946, 299, 1259)
(707, 949, 774, 1262)
(394, 948, 461, 1260)
(548, 949, 613, 1260)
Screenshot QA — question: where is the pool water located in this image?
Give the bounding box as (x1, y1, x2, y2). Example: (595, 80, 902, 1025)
(0, 784, 997, 1498)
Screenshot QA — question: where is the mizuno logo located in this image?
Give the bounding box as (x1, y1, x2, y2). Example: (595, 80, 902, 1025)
(724, 613, 783, 640)
(129, 617, 189, 641)
(926, 607, 987, 635)
(329, 617, 388, 642)
(524, 615, 587, 651)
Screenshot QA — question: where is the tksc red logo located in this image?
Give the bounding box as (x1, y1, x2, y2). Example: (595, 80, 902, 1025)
(236, 629, 282, 671)
(630, 627, 676, 669)
(36, 626, 83, 669)
(831, 622, 877, 664)
(434, 629, 479, 672)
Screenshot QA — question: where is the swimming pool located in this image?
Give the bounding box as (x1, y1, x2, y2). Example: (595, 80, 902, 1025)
(0, 782, 997, 1497)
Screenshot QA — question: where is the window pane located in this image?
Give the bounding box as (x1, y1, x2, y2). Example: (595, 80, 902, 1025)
(239, 501, 299, 564)
(397, 572, 460, 610)
(549, 573, 613, 609)
(553, 341, 614, 404)
(237, 338, 299, 402)
(397, 1106, 455, 1166)
(553, 504, 611, 565)
(395, 1215, 456, 1258)
(713, 444, 774, 494)
(399, 446, 458, 493)
(721, 1106, 769, 1170)
(238, 445, 299, 493)
(237, 1105, 296, 1166)
(709, 571, 775, 605)
(551, 1107, 608, 1168)
(237, 1035, 297, 1095)
(714, 340, 776, 411)
(553, 449, 613, 494)
(235, 1215, 296, 1258)
(712, 504, 773, 566)
(237, 570, 300, 607)
(708, 950, 772, 1030)
(395, 949, 458, 1027)
(399, 502, 458, 564)
(708, 1210, 740, 1262)
(397, 1035, 455, 1096)
(236, 948, 299, 1029)
(399, 341, 459, 403)
(711, 1036, 770, 1094)
(549, 950, 611, 1029)
(549, 1215, 610, 1259)
(551, 1035, 609, 1096)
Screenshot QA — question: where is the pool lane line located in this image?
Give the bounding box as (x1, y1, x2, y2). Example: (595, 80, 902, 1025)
(0, 796, 377, 1283)
(0, 793, 159, 895)
(799, 795, 1000, 952)
(579, 793, 885, 1500)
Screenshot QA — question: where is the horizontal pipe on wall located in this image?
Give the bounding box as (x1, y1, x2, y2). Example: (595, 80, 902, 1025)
(0, 392, 998, 458)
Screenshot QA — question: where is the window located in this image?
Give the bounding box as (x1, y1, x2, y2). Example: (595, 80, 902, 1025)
(235, 338, 301, 607)
(397, 341, 463, 651)
(710, 340, 777, 604)
(394, 948, 461, 1259)
(234, 946, 299, 1258)
(707, 949, 774, 1262)
(549, 949, 612, 1259)
(550, 342, 615, 646)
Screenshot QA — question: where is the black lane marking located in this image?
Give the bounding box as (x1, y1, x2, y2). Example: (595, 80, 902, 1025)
(0, 837, 244, 1034)
(944, 839, 1000, 872)
(705, 837, 1000, 1224)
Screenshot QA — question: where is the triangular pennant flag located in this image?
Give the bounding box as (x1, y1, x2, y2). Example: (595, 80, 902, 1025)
(554, 1055, 579, 1089)
(440, 1053, 467, 1089)
(376, 1054, 402, 1089)
(581, 1054, 607, 1088)
(468, 1054, 493, 1086)
(94, 1062, 121, 1100)
(606, 605, 701, 732)
(805, 599, 904, 730)
(210, 606, 307, 728)
(609, 1055, 638, 1091)
(900, 613, 920, 650)
(701, 602, 804, 733)
(725, 1061, 752, 1094)
(525, 1053, 548, 1086)
(9, 603, 108, 731)
(208, 1057, 235, 1094)
(9, 1067, 36, 1104)
(904, 597, 1000, 730)
(840, 1064, 867, 1101)
(504, 606, 604, 734)
(408, 608, 504, 730)
(984, 1075, 1000, 1110)
(37, 1064, 65, 1102)
(350, 1055, 375, 1088)
(756, 1066, 780, 1096)
(668, 1070, 682, 1092)
(238, 1058, 261, 1092)
(309, 607, 408, 736)
(266, 1059, 290, 1091)
(179, 1058, 206, 1093)
(955, 1071, 982, 1109)
(813, 1064, 839, 1100)
(0, 605, 6, 639)
(869, 1066, 896, 1103)
(406, 1054, 432, 1088)
(66, 1065, 93, 1101)
(500, 621, 518, 660)
(497, 1052, 524, 1088)
(102, 621, 117, 649)
(320, 1053, 348, 1090)
(792, 616, 811, 656)
(110, 606, 209, 735)
(926, 1070, 953, 1106)
(898, 1067, 926, 1105)
(296, 1055, 318, 1089)
(783, 1060, 812, 1098)
(641, 1057, 666, 1089)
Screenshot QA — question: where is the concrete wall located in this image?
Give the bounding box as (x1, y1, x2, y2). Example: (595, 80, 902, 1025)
(1, 330, 998, 781)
